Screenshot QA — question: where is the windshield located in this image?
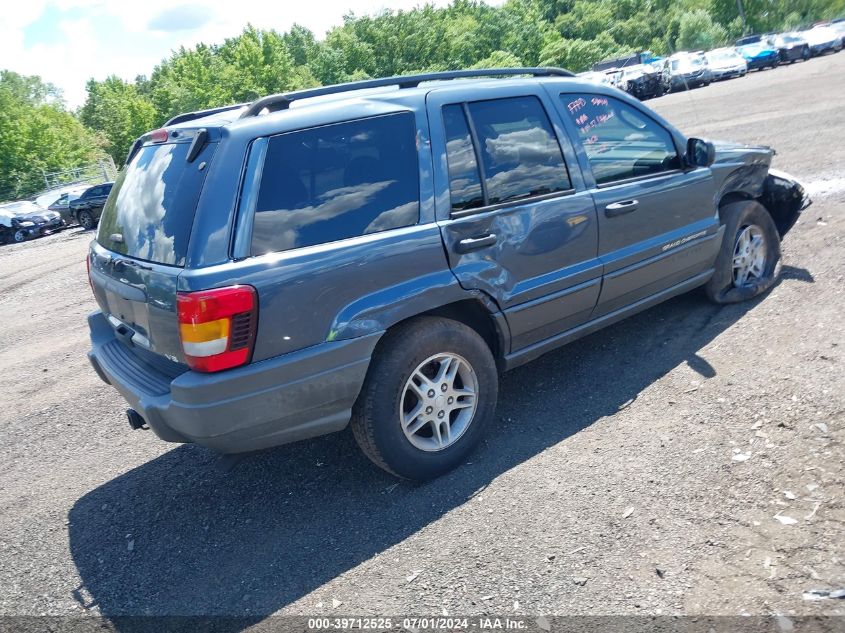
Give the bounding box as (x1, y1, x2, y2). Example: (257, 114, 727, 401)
(96, 141, 214, 266)
(672, 56, 702, 71)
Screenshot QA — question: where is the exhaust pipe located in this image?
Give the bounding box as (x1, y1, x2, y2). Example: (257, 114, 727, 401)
(126, 409, 148, 430)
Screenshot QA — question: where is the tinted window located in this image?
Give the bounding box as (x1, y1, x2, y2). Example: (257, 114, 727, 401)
(251, 113, 419, 255)
(442, 105, 484, 213)
(562, 94, 680, 185)
(97, 142, 212, 266)
(467, 97, 570, 205)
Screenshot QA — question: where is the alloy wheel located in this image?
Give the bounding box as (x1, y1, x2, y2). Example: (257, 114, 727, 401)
(400, 353, 479, 452)
(732, 224, 767, 287)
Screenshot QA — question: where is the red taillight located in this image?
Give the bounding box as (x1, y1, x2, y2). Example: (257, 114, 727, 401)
(149, 128, 168, 143)
(177, 285, 258, 372)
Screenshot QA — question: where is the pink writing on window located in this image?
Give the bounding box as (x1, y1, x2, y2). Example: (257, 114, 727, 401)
(567, 98, 587, 114)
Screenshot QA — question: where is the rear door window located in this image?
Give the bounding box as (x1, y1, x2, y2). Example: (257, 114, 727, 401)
(466, 96, 571, 205)
(251, 112, 420, 255)
(97, 141, 213, 266)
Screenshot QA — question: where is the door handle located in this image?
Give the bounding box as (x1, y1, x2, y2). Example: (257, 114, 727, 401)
(605, 199, 639, 218)
(456, 233, 498, 253)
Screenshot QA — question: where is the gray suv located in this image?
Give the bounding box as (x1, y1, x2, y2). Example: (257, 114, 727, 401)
(87, 68, 809, 480)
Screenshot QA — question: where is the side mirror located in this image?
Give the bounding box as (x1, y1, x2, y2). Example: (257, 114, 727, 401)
(687, 137, 716, 168)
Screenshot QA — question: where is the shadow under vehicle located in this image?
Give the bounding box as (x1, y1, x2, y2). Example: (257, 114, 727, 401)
(69, 263, 814, 627)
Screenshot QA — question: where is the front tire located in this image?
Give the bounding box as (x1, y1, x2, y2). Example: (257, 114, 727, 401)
(704, 201, 781, 304)
(351, 317, 498, 480)
(13, 228, 28, 243)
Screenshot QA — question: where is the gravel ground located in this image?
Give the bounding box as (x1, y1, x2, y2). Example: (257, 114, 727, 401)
(0, 52, 842, 623)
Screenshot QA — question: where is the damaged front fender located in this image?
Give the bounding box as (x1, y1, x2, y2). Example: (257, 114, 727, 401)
(762, 169, 812, 238)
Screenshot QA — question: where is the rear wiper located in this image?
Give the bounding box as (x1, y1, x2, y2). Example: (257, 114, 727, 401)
(186, 128, 208, 163)
(111, 257, 153, 271)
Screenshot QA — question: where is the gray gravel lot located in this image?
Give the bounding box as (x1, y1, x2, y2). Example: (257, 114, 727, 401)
(0, 53, 842, 622)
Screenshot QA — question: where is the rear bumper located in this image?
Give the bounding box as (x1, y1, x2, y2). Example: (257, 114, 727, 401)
(87, 311, 381, 453)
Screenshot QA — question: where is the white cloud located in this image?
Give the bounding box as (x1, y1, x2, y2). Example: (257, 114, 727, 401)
(4, 0, 505, 109)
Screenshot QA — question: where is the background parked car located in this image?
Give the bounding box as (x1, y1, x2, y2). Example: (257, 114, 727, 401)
(662, 52, 712, 91)
(831, 19, 845, 46)
(577, 70, 613, 86)
(46, 188, 87, 225)
(591, 50, 661, 72)
(0, 201, 62, 243)
(801, 24, 843, 55)
(617, 63, 665, 99)
(735, 35, 780, 70)
(704, 47, 748, 79)
(68, 182, 113, 229)
(769, 33, 811, 63)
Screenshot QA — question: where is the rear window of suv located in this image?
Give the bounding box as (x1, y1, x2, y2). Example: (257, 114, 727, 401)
(97, 141, 213, 266)
(250, 112, 420, 255)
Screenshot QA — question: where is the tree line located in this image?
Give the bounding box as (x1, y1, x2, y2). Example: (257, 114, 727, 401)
(2, 0, 843, 201)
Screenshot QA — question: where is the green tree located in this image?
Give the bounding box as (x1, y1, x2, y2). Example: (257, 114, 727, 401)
(676, 10, 728, 51)
(0, 72, 102, 201)
(79, 76, 157, 164)
(283, 24, 319, 67)
(470, 50, 524, 68)
(540, 34, 614, 71)
(0, 70, 62, 105)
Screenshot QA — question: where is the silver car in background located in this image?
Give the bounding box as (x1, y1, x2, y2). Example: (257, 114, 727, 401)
(705, 48, 748, 80)
(662, 52, 713, 91)
(801, 25, 843, 55)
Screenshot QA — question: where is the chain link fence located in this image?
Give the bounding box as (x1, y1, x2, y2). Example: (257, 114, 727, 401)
(0, 158, 118, 206)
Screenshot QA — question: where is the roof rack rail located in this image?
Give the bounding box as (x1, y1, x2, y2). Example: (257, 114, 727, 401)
(164, 102, 248, 127)
(238, 67, 574, 119)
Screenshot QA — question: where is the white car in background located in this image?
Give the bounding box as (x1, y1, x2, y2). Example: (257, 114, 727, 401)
(705, 48, 748, 80)
(0, 201, 62, 244)
(577, 70, 617, 87)
(802, 25, 843, 55)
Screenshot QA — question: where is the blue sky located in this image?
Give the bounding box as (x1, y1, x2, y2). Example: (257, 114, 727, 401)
(4, 0, 496, 109)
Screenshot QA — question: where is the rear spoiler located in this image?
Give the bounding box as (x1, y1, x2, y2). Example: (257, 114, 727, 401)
(125, 126, 214, 166)
(124, 103, 246, 165)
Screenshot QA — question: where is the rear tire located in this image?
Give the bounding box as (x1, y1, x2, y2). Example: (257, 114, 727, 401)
(351, 317, 498, 481)
(704, 201, 781, 304)
(13, 228, 27, 243)
(79, 210, 95, 230)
